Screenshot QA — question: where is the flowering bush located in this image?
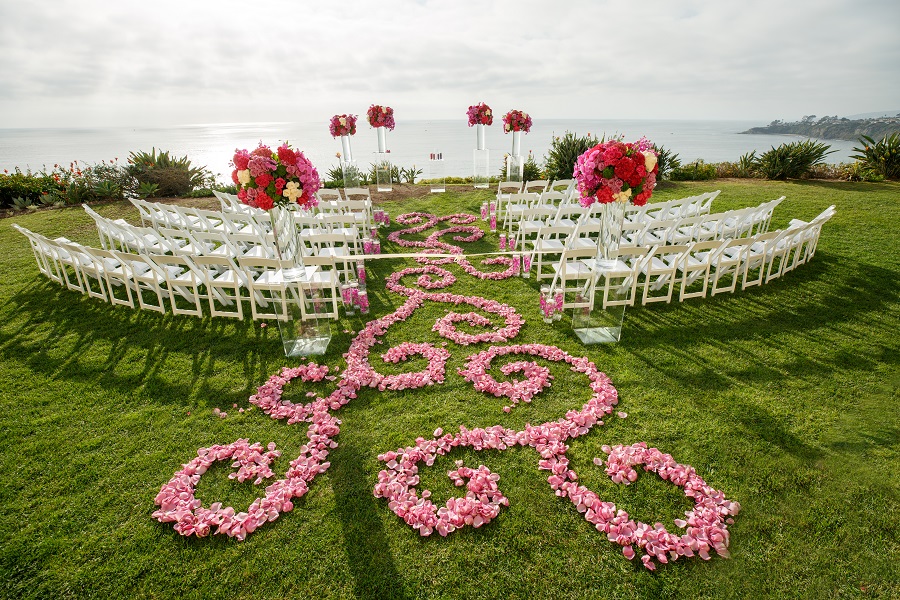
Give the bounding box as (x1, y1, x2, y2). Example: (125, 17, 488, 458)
(467, 102, 493, 127)
(574, 138, 659, 206)
(367, 105, 395, 130)
(230, 142, 320, 211)
(502, 109, 532, 133)
(329, 114, 357, 137)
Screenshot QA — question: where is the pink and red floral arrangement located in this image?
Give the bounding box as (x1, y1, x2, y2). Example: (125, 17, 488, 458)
(502, 109, 532, 133)
(367, 105, 395, 130)
(574, 138, 659, 206)
(329, 114, 357, 137)
(230, 142, 320, 211)
(467, 102, 493, 126)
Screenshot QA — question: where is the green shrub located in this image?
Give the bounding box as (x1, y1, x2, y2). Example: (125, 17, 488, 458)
(851, 133, 900, 179)
(754, 140, 834, 180)
(543, 132, 598, 181)
(669, 160, 718, 181)
(126, 148, 211, 196)
(499, 152, 543, 182)
(652, 145, 681, 180)
(840, 161, 884, 182)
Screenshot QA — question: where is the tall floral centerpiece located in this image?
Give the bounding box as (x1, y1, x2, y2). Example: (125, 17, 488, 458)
(468, 102, 492, 188)
(502, 109, 532, 182)
(367, 105, 395, 191)
(330, 114, 359, 188)
(231, 142, 329, 356)
(570, 137, 658, 344)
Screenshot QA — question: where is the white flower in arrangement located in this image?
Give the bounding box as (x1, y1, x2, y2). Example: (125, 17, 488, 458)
(339, 117, 347, 126)
(237, 169, 251, 185)
(282, 181, 303, 201)
(644, 152, 658, 172)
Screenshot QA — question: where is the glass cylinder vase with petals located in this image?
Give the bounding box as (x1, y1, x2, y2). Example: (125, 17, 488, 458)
(572, 200, 628, 343)
(269, 205, 331, 356)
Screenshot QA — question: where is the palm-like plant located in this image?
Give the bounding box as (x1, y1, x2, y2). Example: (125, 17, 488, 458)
(852, 134, 900, 179)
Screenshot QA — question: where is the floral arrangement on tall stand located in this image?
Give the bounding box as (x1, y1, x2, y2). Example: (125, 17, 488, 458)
(330, 114, 359, 188)
(570, 137, 659, 344)
(502, 109, 532, 182)
(468, 102, 493, 188)
(231, 142, 330, 356)
(368, 105, 395, 192)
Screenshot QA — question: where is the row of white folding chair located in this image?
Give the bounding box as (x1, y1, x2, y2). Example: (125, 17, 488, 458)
(15, 224, 342, 322)
(624, 191, 720, 224)
(213, 190, 255, 215)
(621, 197, 784, 246)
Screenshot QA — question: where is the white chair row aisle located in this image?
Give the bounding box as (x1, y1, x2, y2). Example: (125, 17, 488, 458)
(539, 206, 835, 310)
(13, 222, 344, 323)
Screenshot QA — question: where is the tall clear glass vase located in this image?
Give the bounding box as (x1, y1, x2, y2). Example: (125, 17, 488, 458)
(572, 200, 628, 344)
(375, 127, 392, 192)
(507, 130, 523, 182)
(473, 124, 489, 189)
(340, 135, 360, 188)
(269, 205, 331, 356)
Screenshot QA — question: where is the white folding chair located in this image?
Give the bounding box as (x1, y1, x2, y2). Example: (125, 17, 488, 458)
(238, 256, 290, 320)
(677, 240, 726, 301)
(112, 250, 169, 313)
(83, 246, 136, 308)
(710, 237, 755, 295)
(147, 254, 205, 316)
(523, 179, 549, 194)
(639, 244, 690, 304)
(191, 254, 247, 319)
(598, 246, 649, 308)
(58, 241, 109, 302)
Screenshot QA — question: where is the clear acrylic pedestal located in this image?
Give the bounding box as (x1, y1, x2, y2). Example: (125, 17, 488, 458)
(375, 152, 392, 192)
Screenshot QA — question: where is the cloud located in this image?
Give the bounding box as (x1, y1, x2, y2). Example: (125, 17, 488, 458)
(0, 0, 897, 127)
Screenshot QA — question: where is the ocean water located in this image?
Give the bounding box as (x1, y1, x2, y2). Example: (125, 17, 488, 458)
(0, 119, 860, 181)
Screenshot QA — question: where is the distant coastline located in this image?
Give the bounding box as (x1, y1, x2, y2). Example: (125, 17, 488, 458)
(741, 114, 900, 141)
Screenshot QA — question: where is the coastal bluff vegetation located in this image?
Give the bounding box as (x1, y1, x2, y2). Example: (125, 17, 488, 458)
(742, 113, 900, 140)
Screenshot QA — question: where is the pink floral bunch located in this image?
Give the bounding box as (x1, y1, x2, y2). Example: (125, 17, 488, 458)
(329, 114, 357, 137)
(577, 443, 741, 570)
(378, 342, 450, 390)
(152, 439, 291, 539)
(388, 213, 484, 254)
(231, 142, 320, 211)
(467, 102, 493, 127)
(540, 290, 564, 319)
(502, 109, 532, 133)
(375, 343, 617, 535)
(367, 105, 395, 130)
(573, 137, 659, 207)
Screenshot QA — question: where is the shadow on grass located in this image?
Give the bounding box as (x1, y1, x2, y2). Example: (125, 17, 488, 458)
(328, 439, 411, 600)
(0, 279, 300, 406)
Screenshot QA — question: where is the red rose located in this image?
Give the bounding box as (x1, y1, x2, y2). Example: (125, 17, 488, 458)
(275, 177, 286, 191)
(231, 169, 240, 186)
(596, 188, 615, 204)
(614, 156, 636, 180)
(255, 173, 273, 188)
(256, 192, 274, 210)
(277, 145, 296, 165)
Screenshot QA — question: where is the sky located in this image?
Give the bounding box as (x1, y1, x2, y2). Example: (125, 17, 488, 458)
(1, 0, 898, 129)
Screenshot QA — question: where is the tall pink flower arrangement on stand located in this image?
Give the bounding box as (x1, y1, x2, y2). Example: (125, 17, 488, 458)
(231, 141, 329, 356)
(368, 105, 395, 191)
(502, 109, 531, 181)
(468, 102, 493, 188)
(330, 114, 359, 188)
(571, 137, 658, 344)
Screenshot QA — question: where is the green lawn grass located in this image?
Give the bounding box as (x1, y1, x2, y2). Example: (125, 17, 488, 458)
(0, 180, 897, 599)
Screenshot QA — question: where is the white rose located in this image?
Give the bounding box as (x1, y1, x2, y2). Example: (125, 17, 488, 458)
(614, 189, 632, 203)
(237, 169, 251, 185)
(644, 152, 658, 172)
